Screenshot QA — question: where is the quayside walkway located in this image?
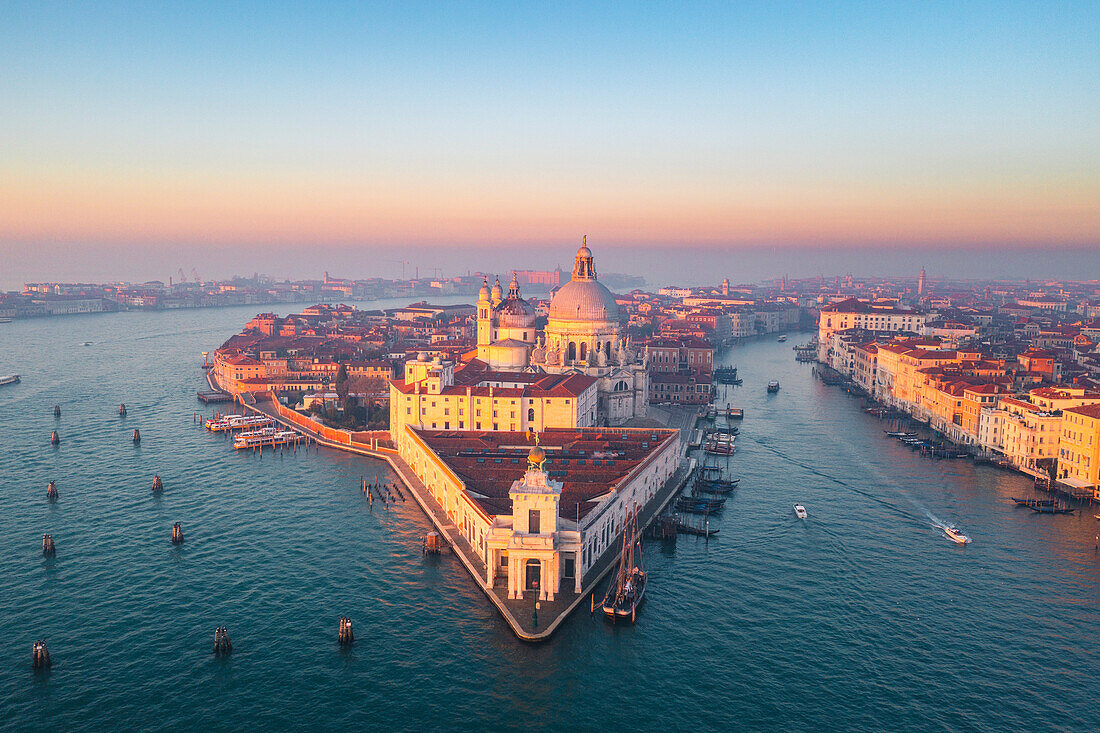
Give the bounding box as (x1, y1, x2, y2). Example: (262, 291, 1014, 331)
(235, 394, 694, 641)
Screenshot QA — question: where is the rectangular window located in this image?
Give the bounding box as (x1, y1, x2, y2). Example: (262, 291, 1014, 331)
(529, 509, 541, 535)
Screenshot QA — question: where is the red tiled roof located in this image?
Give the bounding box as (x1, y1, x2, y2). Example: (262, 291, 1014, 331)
(415, 427, 678, 520)
(1065, 404, 1100, 419)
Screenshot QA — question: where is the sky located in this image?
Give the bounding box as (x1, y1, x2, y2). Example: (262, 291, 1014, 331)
(1, 1, 1098, 288)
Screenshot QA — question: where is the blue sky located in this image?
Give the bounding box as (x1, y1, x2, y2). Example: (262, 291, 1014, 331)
(1, 1, 1097, 285)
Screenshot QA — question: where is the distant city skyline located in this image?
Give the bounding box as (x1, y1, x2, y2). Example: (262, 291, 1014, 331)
(2, 243, 1097, 293)
(2, 2, 1097, 288)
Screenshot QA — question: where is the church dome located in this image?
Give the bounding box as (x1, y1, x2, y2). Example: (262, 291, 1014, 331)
(496, 297, 537, 328)
(549, 280, 619, 322)
(549, 237, 619, 323)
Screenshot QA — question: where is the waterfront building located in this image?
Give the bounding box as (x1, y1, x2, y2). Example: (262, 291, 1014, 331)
(648, 373, 712, 405)
(389, 355, 598, 439)
(991, 387, 1100, 477)
(645, 336, 714, 380)
(1058, 404, 1100, 499)
(818, 298, 926, 362)
(398, 427, 681, 599)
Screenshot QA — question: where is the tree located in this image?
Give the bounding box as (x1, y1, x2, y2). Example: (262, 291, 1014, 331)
(334, 363, 349, 410)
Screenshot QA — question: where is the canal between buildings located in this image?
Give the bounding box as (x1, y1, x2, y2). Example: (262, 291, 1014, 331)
(1, 305, 1098, 730)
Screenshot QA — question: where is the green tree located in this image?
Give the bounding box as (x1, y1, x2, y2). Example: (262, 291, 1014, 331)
(334, 363, 349, 409)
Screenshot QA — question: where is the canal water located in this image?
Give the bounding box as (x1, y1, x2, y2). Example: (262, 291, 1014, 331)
(1, 306, 1098, 731)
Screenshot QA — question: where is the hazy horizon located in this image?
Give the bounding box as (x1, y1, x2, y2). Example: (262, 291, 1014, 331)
(2, 242, 1097, 292)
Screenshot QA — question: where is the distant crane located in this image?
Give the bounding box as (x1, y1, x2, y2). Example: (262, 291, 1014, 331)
(389, 259, 410, 279)
(191, 268, 202, 285)
(177, 268, 187, 284)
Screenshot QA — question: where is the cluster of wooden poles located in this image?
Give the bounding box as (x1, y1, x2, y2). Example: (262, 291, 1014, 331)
(361, 476, 405, 510)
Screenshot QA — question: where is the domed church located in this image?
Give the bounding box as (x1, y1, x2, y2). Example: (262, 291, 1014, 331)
(476, 239, 648, 425)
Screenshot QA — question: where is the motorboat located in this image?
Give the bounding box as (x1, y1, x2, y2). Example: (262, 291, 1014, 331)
(942, 526, 971, 545)
(778, 335, 788, 342)
(794, 504, 807, 519)
(0, 374, 20, 387)
(766, 380, 780, 393)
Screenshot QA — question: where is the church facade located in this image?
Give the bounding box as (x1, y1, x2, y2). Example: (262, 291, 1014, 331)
(475, 241, 648, 426)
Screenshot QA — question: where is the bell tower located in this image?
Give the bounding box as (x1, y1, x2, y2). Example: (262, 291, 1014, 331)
(477, 279, 492, 355)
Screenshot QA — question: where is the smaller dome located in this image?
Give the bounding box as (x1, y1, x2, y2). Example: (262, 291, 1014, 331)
(496, 297, 537, 329)
(490, 278, 503, 301)
(478, 279, 490, 301)
(528, 445, 546, 467)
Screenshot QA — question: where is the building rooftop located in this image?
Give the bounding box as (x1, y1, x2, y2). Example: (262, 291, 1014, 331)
(413, 427, 678, 520)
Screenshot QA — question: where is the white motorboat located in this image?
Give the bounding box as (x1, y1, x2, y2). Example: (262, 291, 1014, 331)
(778, 335, 788, 342)
(942, 526, 971, 545)
(794, 504, 807, 519)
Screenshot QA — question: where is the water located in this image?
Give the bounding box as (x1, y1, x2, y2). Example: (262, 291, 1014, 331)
(1, 309, 1099, 731)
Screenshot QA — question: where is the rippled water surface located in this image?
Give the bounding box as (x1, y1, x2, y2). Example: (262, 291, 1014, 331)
(1, 306, 1099, 731)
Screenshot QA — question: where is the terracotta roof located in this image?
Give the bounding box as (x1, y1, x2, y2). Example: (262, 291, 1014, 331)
(1065, 404, 1100, 419)
(414, 427, 678, 520)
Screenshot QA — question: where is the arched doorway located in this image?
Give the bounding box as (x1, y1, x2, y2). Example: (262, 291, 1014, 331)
(567, 342, 576, 362)
(525, 559, 541, 592)
(580, 342, 587, 361)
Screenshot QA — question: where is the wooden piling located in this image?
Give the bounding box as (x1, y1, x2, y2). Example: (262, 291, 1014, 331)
(46, 481, 58, 500)
(132, 429, 141, 444)
(171, 522, 184, 545)
(152, 474, 163, 494)
(42, 534, 56, 556)
(53, 405, 61, 418)
(119, 403, 127, 417)
(338, 616, 355, 645)
(213, 626, 232, 656)
(51, 430, 60, 446)
(32, 641, 51, 670)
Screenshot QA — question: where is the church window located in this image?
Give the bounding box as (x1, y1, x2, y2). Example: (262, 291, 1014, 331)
(523, 332, 528, 340)
(528, 408, 535, 421)
(529, 510, 541, 534)
(567, 342, 576, 361)
(580, 343, 587, 360)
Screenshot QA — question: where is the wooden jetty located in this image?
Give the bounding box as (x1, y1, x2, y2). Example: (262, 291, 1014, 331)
(197, 390, 233, 404)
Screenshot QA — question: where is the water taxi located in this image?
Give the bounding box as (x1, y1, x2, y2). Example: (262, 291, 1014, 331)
(766, 380, 780, 393)
(0, 374, 20, 386)
(942, 526, 971, 545)
(778, 335, 788, 342)
(205, 414, 275, 432)
(233, 428, 300, 450)
(794, 504, 807, 519)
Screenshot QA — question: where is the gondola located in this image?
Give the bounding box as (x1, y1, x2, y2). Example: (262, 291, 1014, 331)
(1011, 497, 1055, 508)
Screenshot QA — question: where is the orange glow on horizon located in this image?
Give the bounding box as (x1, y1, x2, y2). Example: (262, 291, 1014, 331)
(2, 170, 1097, 249)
